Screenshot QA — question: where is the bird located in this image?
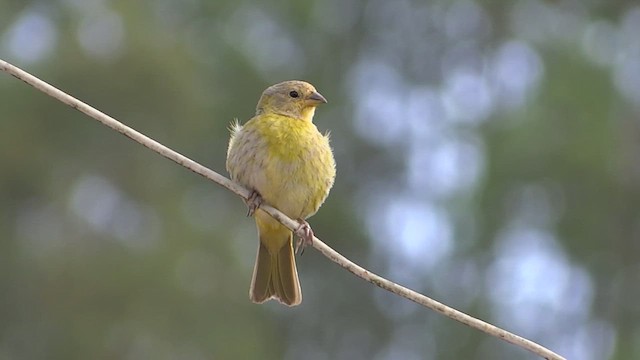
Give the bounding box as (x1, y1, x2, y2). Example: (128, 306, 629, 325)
(226, 80, 336, 306)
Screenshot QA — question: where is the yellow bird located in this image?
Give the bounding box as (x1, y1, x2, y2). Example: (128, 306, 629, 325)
(226, 81, 336, 306)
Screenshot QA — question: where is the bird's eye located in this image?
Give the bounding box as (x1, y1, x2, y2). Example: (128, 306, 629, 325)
(289, 91, 299, 98)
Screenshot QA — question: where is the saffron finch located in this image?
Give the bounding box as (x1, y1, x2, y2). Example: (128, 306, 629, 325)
(226, 81, 336, 306)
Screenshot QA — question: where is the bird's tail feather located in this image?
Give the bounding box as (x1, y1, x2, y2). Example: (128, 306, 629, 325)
(250, 232, 301, 306)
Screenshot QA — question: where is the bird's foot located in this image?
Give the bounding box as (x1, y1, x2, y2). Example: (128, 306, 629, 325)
(245, 190, 263, 217)
(294, 219, 314, 255)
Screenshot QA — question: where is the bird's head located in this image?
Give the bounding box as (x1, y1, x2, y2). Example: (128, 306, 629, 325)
(256, 80, 327, 122)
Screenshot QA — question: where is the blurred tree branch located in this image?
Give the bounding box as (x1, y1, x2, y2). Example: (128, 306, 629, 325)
(1, 59, 564, 360)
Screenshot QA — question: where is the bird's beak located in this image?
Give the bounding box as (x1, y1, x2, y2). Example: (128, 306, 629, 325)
(307, 91, 327, 105)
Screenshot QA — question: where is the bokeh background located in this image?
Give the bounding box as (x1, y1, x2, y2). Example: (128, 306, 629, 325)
(1, 0, 639, 359)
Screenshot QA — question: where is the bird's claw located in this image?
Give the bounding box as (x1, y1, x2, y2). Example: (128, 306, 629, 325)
(294, 219, 314, 255)
(245, 190, 263, 217)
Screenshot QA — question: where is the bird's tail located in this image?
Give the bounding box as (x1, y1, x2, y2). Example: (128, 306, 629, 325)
(250, 229, 301, 306)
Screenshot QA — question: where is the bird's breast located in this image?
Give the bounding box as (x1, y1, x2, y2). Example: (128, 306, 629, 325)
(228, 115, 335, 219)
